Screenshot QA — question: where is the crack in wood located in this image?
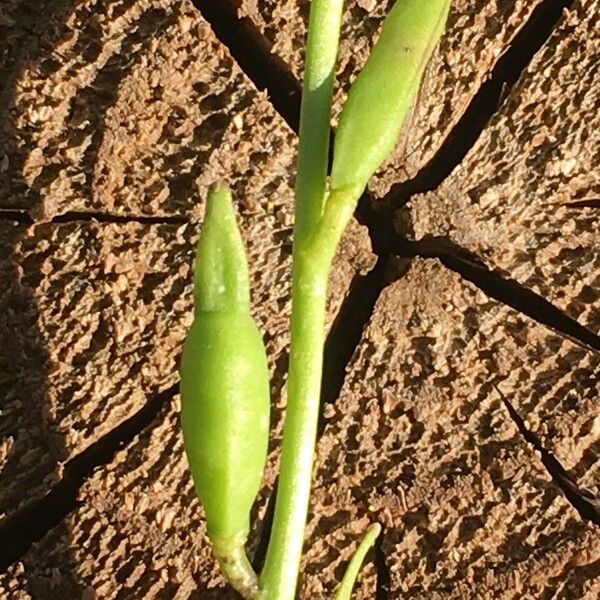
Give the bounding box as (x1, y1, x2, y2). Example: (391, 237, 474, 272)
(374, 526, 391, 600)
(0, 210, 33, 224)
(382, 0, 577, 210)
(404, 235, 600, 355)
(320, 256, 391, 430)
(0, 383, 177, 572)
(51, 211, 188, 225)
(191, 0, 301, 132)
(0, 209, 188, 226)
(565, 199, 600, 209)
(495, 385, 600, 527)
(251, 483, 277, 574)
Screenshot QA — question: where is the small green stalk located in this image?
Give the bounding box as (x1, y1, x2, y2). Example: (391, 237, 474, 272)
(259, 1, 345, 599)
(259, 252, 329, 600)
(293, 0, 345, 243)
(212, 535, 259, 599)
(334, 524, 382, 600)
(260, 0, 450, 594)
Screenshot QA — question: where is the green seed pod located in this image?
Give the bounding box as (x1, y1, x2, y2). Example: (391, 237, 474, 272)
(180, 184, 270, 585)
(330, 0, 451, 198)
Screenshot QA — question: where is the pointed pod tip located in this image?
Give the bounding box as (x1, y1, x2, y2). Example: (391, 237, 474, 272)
(205, 182, 235, 224)
(194, 182, 251, 312)
(209, 181, 232, 196)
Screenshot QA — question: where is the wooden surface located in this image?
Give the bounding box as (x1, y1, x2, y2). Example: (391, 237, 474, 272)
(0, 0, 598, 597)
(0, 0, 373, 524)
(241, 0, 546, 194)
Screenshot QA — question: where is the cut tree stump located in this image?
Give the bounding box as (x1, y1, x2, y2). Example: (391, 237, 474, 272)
(240, 0, 548, 195)
(0, 0, 598, 598)
(0, 0, 372, 537)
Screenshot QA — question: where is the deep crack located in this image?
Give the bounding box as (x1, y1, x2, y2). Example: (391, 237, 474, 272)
(319, 256, 391, 430)
(0, 210, 33, 224)
(51, 211, 188, 225)
(251, 484, 278, 574)
(0, 384, 177, 572)
(375, 528, 391, 600)
(496, 385, 600, 527)
(565, 199, 600, 209)
(191, 0, 300, 131)
(0, 209, 188, 226)
(405, 236, 600, 354)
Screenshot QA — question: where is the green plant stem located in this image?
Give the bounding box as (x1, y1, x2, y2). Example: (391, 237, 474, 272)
(333, 524, 381, 600)
(258, 189, 357, 600)
(259, 2, 345, 599)
(293, 0, 345, 243)
(260, 194, 359, 600)
(259, 252, 329, 600)
(212, 539, 260, 599)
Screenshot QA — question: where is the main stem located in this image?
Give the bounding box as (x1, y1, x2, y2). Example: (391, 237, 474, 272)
(292, 0, 345, 244)
(260, 252, 330, 600)
(259, 1, 344, 599)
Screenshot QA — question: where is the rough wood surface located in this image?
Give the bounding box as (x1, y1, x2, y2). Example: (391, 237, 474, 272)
(0, 0, 285, 219)
(1, 0, 599, 598)
(241, 0, 545, 194)
(406, 0, 600, 460)
(409, 0, 600, 333)
(0, 399, 223, 599)
(308, 261, 600, 598)
(302, 0, 600, 597)
(0, 0, 373, 525)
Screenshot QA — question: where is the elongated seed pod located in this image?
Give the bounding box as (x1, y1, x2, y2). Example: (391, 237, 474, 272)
(330, 0, 451, 198)
(180, 184, 270, 591)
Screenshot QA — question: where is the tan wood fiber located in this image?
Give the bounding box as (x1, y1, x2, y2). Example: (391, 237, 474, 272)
(242, 0, 546, 195)
(0, 0, 373, 526)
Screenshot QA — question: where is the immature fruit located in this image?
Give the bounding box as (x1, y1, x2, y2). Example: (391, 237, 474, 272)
(330, 0, 451, 198)
(180, 184, 270, 548)
(181, 312, 270, 543)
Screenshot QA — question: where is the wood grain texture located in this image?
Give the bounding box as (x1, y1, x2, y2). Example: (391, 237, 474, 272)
(0, 399, 223, 598)
(307, 260, 599, 598)
(0, 0, 284, 219)
(1, 0, 599, 597)
(241, 0, 546, 195)
(0, 0, 373, 526)
(300, 1, 600, 597)
(409, 0, 600, 336)
(398, 0, 600, 462)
